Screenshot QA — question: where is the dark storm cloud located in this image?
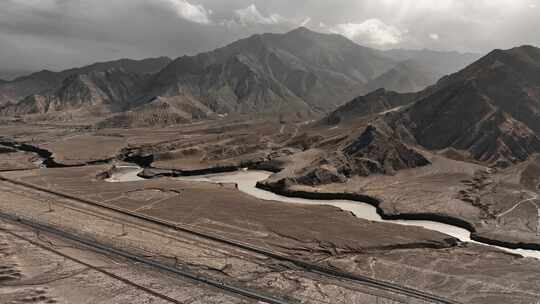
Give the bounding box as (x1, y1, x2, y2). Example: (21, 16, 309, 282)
(1, 0, 539, 72)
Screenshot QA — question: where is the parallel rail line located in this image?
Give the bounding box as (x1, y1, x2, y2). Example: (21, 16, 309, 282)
(0, 223, 184, 304)
(0, 212, 291, 304)
(0, 184, 410, 304)
(0, 174, 460, 304)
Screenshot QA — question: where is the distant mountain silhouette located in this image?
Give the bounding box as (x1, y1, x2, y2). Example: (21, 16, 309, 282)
(383, 48, 480, 77)
(375, 49, 480, 93)
(364, 60, 438, 93)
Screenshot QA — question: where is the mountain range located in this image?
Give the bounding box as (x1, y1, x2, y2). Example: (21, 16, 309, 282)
(0, 27, 478, 125)
(370, 49, 480, 93)
(383, 48, 480, 76)
(0, 57, 171, 105)
(0, 69, 34, 81)
(327, 45, 540, 167)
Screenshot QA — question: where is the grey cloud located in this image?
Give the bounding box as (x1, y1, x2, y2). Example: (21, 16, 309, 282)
(1, 0, 539, 72)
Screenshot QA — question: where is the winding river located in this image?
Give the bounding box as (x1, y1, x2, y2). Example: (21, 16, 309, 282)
(107, 165, 540, 260)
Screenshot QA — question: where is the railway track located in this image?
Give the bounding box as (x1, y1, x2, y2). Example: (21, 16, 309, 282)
(0, 222, 184, 304)
(0, 212, 291, 304)
(0, 174, 460, 304)
(0, 182, 413, 304)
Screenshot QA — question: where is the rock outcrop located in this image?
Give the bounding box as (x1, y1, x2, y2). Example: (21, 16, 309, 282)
(342, 125, 430, 175)
(262, 124, 430, 189)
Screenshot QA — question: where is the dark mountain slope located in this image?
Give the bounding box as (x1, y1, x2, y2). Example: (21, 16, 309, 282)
(64, 57, 172, 77)
(383, 80, 540, 165)
(0, 28, 486, 124)
(0, 68, 148, 116)
(324, 88, 418, 125)
(147, 27, 396, 115)
(0, 57, 171, 107)
(331, 45, 540, 167)
(0, 70, 65, 106)
(1, 28, 398, 120)
(431, 45, 540, 133)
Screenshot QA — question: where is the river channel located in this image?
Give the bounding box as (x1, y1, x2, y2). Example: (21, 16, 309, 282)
(106, 165, 540, 259)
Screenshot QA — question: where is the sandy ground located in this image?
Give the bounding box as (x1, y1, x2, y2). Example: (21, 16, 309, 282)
(39, 135, 128, 165)
(0, 151, 40, 171)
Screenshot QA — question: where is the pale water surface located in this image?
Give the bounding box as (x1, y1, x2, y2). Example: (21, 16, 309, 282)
(108, 166, 540, 259)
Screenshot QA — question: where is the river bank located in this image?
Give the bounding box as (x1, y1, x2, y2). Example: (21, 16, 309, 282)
(105, 165, 540, 259)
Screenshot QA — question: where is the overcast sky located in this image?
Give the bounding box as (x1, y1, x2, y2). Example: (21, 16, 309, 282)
(2, 0, 539, 72)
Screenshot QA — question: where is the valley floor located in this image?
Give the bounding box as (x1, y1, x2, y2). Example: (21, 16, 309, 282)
(1, 119, 540, 303)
